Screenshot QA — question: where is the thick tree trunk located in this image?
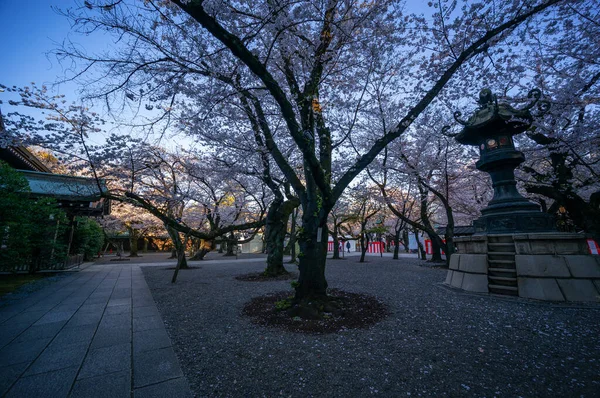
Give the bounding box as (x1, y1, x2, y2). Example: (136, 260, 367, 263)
(261, 235, 267, 254)
(429, 233, 443, 262)
(414, 229, 426, 260)
(189, 248, 209, 261)
(359, 232, 369, 263)
(403, 229, 410, 253)
(285, 209, 298, 263)
(393, 229, 401, 260)
(294, 212, 328, 302)
(264, 221, 287, 275)
(142, 238, 148, 253)
(171, 235, 189, 283)
(167, 226, 189, 269)
(224, 233, 236, 256)
(264, 198, 297, 276)
(443, 235, 455, 269)
(128, 228, 140, 257)
(331, 224, 341, 260)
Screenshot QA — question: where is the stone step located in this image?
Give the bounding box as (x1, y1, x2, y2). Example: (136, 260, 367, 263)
(488, 265, 517, 271)
(487, 236, 514, 244)
(487, 251, 515, 256)
(489, 275, 518, 283)
(488, 284, 519, 296)
(488, 259, 516, 265)
(488, 267, 517, 274)
(487, 243, 515, 252)
(488, 253, 515, 262)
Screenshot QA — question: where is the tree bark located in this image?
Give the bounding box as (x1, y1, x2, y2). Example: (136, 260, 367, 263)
(414, 229, 426, 260)
(294, 211, 328, 302)
(189, 248, 208, 260)
(166, 226, 189, 269)
(128, 227, 140, 257)
(224, 233, 236, 256)
(359, 229, 369, 263)
(393, 229, 401, 260)
(428, 233, 443, 262)
(285, 208, 298, 263)
(264, 198, 298, 276)
(172, 233, 189, 283)
(331, 223, 341, 260)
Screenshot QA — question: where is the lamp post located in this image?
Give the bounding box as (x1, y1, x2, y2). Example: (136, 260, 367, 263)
(451, 88, 555, 234)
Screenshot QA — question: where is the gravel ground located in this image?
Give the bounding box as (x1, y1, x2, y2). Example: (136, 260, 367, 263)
(142, 256, 600, 398)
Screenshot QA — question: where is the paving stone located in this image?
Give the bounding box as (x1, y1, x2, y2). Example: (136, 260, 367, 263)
(0, 323, 31, 348)
(14, 320, 66, 343)
(78, 343, 131, 379)
(0, 362, 30, 396)
(53, 303, 84, 312)
(70, 370, 131, 398)
(25, 340, 89, 376)
(100, 313, 130, 328)
(133, 327, 172, 353)
(90, 325, 131, 349)
(133, 306, 160, 319)
(0, 311, 19, 324)
(104, 304, 132, 316)
(107, 298, 130, 307)
(110, 289, 132, 300)
(133, 315, 164, 332)
(133, 347, 183, 388)
(133, 296, 156, 308)
(52, 324, 97, 345)
(556, 279, 600, 302)
(133, 376, 193, 398)
(34, 310, 76, 325)
(83, 297, 110, 306)
(66, 310, 103, 327)
(4, 365, 78, 398)
(4, 310, 47, 326)
(0, 338, 51, 367)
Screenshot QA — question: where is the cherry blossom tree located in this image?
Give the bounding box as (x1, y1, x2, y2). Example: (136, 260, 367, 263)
(7, 0, 577, 309)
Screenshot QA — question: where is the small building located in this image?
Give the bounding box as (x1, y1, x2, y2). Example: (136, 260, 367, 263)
(1, 143, 110, 269)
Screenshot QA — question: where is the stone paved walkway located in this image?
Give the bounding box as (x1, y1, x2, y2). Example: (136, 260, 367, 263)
(0, 262, 192, 397)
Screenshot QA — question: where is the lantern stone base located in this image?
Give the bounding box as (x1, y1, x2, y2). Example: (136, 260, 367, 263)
(473, 210, 556, 234)
(444, 233, 600, 302)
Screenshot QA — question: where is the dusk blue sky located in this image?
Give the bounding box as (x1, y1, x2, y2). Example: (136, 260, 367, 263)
(0, 0, 108, 97)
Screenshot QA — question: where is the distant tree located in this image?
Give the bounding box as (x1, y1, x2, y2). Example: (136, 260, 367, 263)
(72, 217, 104, 261)
(0, 161, 68, 272)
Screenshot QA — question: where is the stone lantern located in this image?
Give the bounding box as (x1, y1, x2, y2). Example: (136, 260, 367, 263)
(453, 88, 554, 234)
(444, 88, 600, 302)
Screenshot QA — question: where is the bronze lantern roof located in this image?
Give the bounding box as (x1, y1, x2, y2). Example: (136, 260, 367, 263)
(454, 88, 542, 146)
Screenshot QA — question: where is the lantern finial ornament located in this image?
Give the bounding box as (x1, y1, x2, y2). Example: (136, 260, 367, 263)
(477, 88, 495, 107)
